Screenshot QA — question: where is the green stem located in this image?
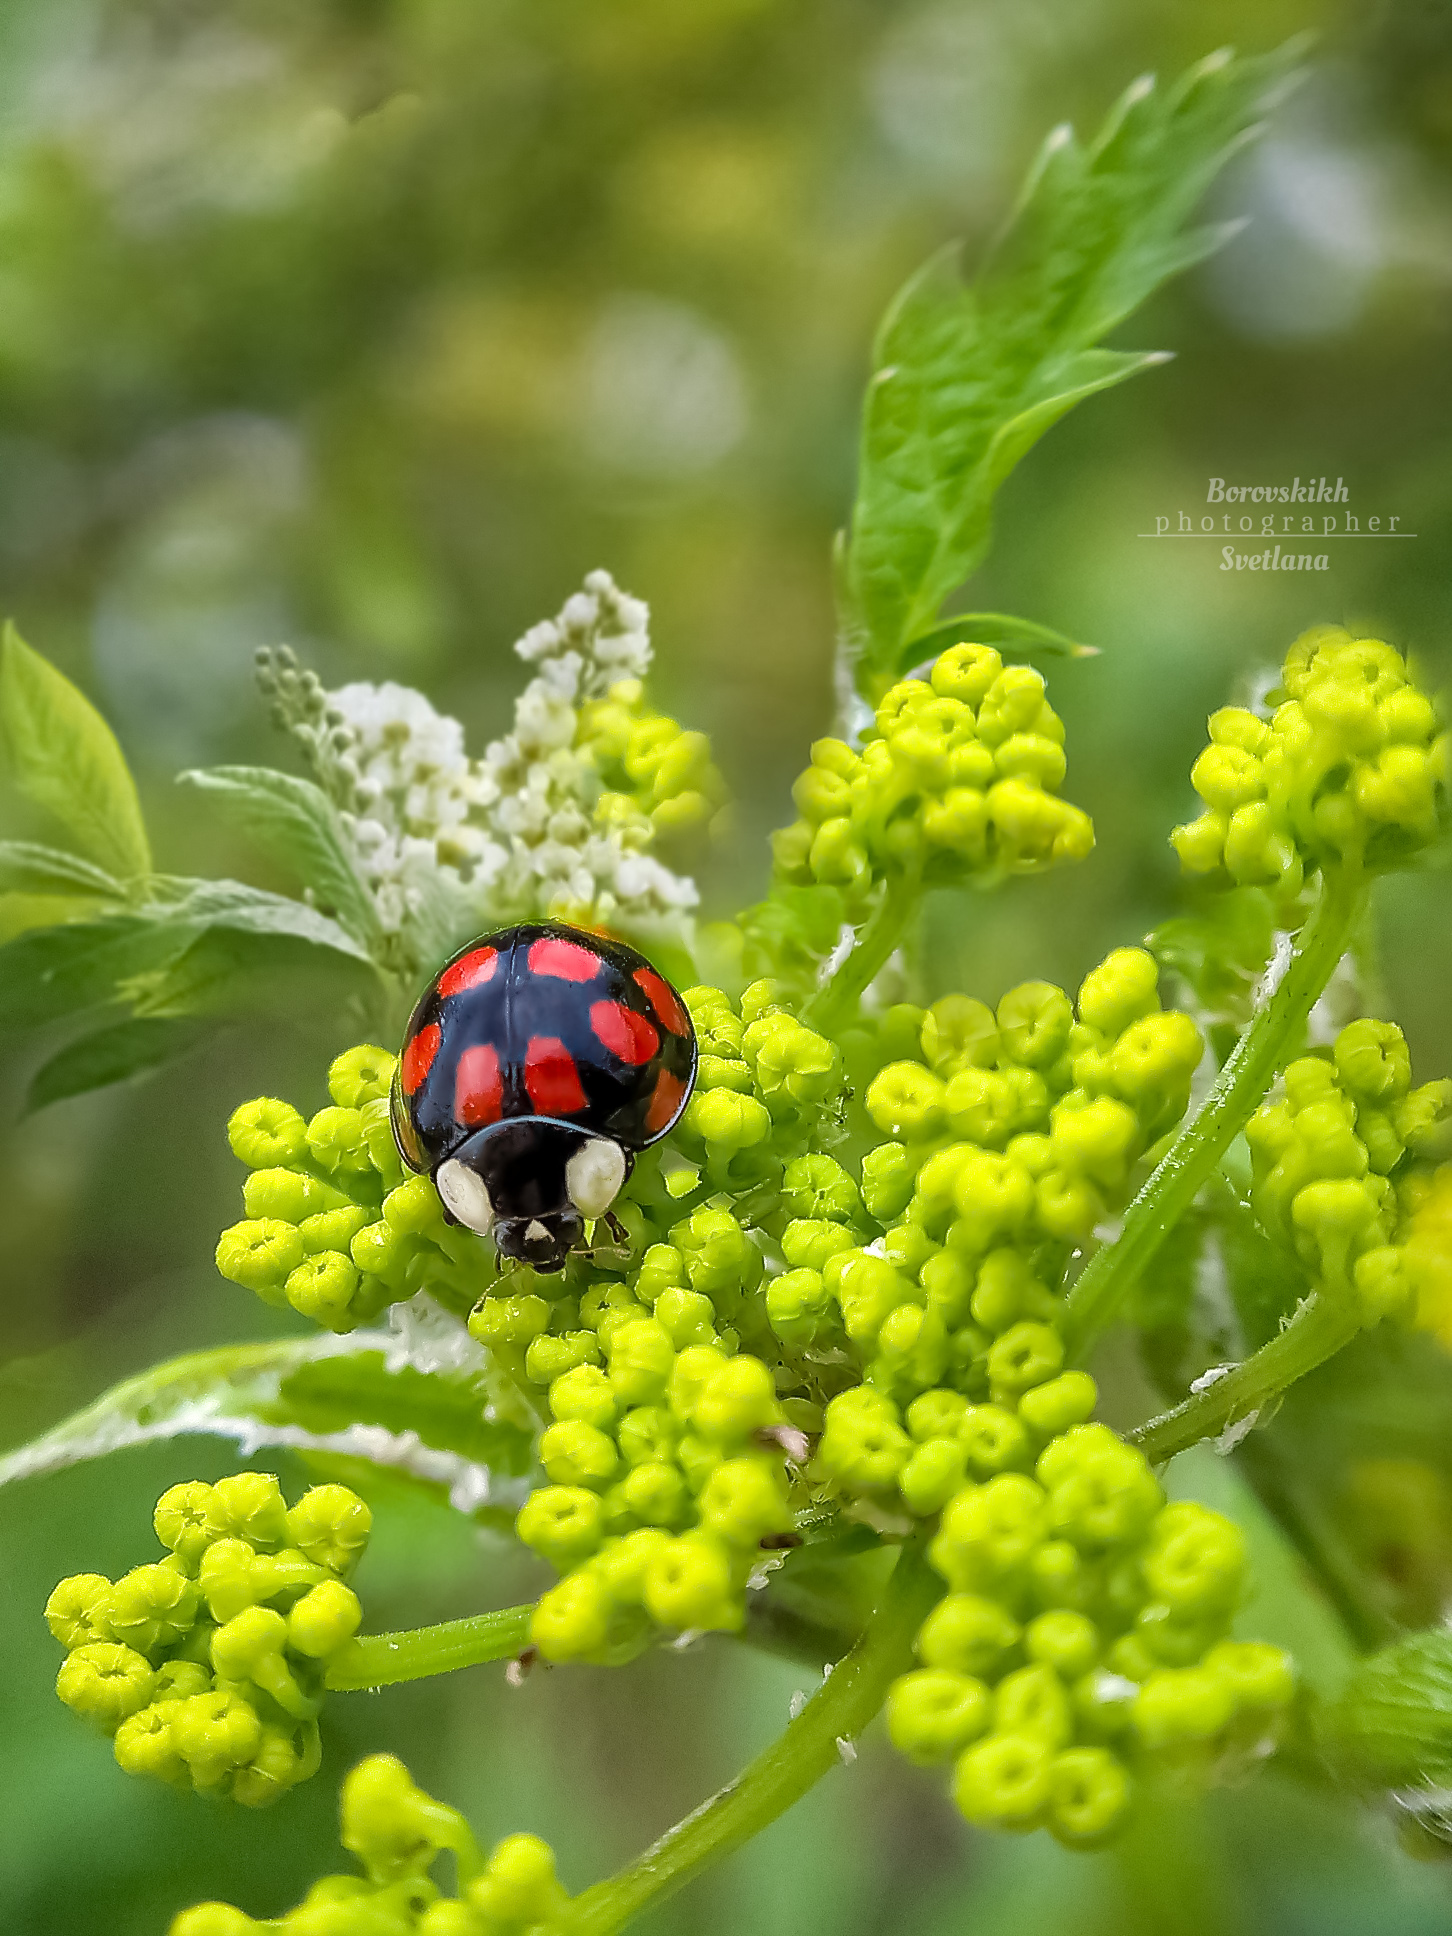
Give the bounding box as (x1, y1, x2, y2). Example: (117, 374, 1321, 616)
(1063, 866, 1365, 1357)
(325, 1605, 534, 1690)
(801, 873, 920, 1037)
(1128, 1290, 1360, 1466)
(564, 1539, 940, 1936)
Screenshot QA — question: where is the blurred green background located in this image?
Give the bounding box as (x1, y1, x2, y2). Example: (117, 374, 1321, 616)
(2, 1, 1451, 1930)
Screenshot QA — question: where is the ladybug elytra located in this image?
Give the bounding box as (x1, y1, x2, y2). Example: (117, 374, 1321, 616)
(391, 921, 697, 1272)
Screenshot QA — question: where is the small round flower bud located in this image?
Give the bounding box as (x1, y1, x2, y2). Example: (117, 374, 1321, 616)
(468, 1832, 568, 1928)
(899, 1438, 969, 1517)
(1018, 1372, 1098, 1439)
(285, 1251, 364, 1329)
(931, 1474, 1047, 1589)
(45, 1574, 115, 1651)
(327, 1045, 397, 1109)
(997, 982, 1074, 1070)
(994, 1662, 1073, 1749)
(916, 1593, 1022, 1678)
(169, 1905, 257, 1935)
(227, 1098, 308, 1170)
(1132, 1667, 1235, 1747)
(605, 1319, 676, 1406)
(287, 1485, 371, 1577)
(957, 1405, 1031, 1480)
(107, 1562, 199, 1655)
(692, 1354, 779, 1442)
(540, 1420, 619, 1489)
(816, 1389, 912, 1490)
(888, 1669, 992, 1764)
(517, 1487, 606, 1567)
(953, 1731, 1053, 1829)
(987, 1321, 1064, 1401)
(532, 1572, 614, 1662)
(341, 1753, 473, 1879)
(206, 1473, 290, 1553)
(698, 1458, 791, 1548)
(866, 1063, 948, 1141)
(644, 1533, 739, 1632)
(215, 1220, 305, 1299)
(1048, 1746, 1131, 1847)
(57, 1642, 157, 1731)
(287, 1581, 363, 1659)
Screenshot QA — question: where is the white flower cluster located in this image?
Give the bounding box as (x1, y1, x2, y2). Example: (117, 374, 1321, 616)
(323, 571, 698, 964)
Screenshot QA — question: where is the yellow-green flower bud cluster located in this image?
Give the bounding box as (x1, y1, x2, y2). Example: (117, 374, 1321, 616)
(1172, 628, 1447, 887)
(515, 1331, 795, 1664)
(216, 1046, 496, 1331)
(577, 677, 728, 842)
(170, 1753, 571, 1934)
(1246, 1020, 1452, 1324)
(882, 1414, 1294, 1843)
(772, 646, 1094, 902)
(47, 1473, 370, 1807)
(803, 952, 1202, 1399)
(463, 982, 844, 1382)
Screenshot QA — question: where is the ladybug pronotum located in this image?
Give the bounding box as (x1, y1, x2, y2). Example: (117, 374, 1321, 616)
(390, 921, 698, 1273)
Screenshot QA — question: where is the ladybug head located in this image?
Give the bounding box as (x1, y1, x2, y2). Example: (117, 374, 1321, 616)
(432, 1120, 631, 1276)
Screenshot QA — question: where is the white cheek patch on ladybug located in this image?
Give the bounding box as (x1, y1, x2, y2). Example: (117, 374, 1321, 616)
(564, 1138, 628, 1219)
(435, 1158, 494, 1235)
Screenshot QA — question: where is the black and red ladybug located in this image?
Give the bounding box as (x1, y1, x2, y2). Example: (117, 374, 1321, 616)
(391, 921, 697, 1272)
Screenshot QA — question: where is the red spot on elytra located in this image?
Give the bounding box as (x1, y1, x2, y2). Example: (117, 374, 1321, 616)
(591, 1000, 659, 1066)
(438, 946, 499, 999)
(633, 966, 689, 1037)
(528, 936, 601, 982)
(644, 1067, 688, 1136)
(400, 1023, 440, 1096)
(454, 1043, 503, 1127)
(524, 1036, 587, 1115)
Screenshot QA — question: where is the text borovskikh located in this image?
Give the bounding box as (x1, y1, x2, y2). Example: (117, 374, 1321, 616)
(1144, 477, 1411, 573)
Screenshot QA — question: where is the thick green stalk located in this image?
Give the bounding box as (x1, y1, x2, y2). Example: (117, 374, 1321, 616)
(802, 872, 920, 1036)
(326, 1605, 534, 1689)
(1128, 1290, 1361, 1466)
(1063, 866, 1365, 1356)
(564, 1539, 940, 1936)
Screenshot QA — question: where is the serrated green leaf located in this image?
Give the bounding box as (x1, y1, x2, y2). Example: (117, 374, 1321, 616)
(0, 914, 199, 1029)
(0, 1330, 536, 1513)
(24, 1015, 207, 1113)
(178, 766, 383, 949)
(0, 840, 126, 898)
(843, 42, 1305, 697)
(0, 622, 152, 878)
(142, 876, 377, 958)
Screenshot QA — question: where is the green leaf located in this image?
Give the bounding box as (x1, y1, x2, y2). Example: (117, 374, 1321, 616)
(143, 876, 378, 958)
(0, 840, 127, 898)
(902, 611, 1099, 665)
(0, 1328, 535, 1514)
(124, 921, 382, 1020)
(0, 891, 106, 945)
(178, 766, 383, 949)
(24, 1015, 208, 1113)
(842, 43, 1304, 697)
(0, 623, 152, 878)
(0, 914, 200, 1030)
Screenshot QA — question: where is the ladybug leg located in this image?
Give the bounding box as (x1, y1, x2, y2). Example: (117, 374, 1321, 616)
(603, 1209, 629, 1245)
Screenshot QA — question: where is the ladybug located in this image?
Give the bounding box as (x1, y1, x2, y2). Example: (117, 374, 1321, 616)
(391, 921, 697, 1273)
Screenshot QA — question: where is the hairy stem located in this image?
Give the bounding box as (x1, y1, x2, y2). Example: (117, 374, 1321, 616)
(326, 1605, 534, 1689)
(564, 1538, 940, 1936)
(802, 873, 920, 1037)
(1064, 866, 1365, 1357)
(1128, 1290, 1361, 1466)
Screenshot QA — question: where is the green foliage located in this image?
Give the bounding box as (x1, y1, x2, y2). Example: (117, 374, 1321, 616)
(0, 622, 152, 879)
(11, 29, 1452, 1936)
(839, 44, 1304, 700)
